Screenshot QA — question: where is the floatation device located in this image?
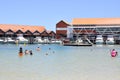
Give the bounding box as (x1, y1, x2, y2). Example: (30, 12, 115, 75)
(111, 51, 117, 57)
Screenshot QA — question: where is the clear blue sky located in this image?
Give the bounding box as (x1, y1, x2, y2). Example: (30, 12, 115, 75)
(0, 0, 120, 31)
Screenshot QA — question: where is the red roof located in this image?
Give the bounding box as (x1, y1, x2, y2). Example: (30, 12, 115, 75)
(72, 18, 120, 25)
(0, 24, 45, 33)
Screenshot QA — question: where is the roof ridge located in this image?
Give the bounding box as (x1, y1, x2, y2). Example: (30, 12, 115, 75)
(0, 24, 44, 27)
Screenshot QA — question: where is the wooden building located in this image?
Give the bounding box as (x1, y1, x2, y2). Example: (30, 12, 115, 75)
(0, 24, 56, 39)
(56, 20, 69, 39)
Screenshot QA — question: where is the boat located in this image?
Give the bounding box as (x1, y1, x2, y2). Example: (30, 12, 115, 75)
(75, 38, 83, 43)
(15, 35, 28, 44)
(33, 37, 44, 44)
(43, 38, 50, 44)
(0, 38, 4, 43)
(50, 39, 62, 44)
(62, 38, 70, 44)
(63, 42, 92, 46)
(4, 37, 15, 44)
(95, 35, 104, 44)
(106, 35, 114, 44)
(63, 38, 92, 46)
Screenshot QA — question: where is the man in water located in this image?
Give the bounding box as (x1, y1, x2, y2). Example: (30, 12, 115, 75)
(19, 47, 23, 57)
(19, 47, 23, 53)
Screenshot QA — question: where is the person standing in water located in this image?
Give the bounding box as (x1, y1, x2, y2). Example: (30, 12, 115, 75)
(19, 47, 23, 53)
(19, 47, 23, 57)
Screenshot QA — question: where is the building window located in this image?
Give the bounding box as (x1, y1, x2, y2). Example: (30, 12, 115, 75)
(56, 28, 67, 30)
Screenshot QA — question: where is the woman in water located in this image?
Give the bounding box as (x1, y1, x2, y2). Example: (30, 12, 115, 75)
(111, 49, 118, 57)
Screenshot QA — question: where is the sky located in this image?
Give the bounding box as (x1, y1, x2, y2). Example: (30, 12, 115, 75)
(0, 0, 120, 31)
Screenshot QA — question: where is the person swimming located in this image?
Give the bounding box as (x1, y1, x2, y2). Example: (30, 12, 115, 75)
(49, 48, 51, 50)
(25, 50, 29, 55)
(53, 51, 55, 53)
(36, 47, 40, 51)
(46, 53, 48, 55)
(30, 50, 33, 55)
(111, 49, 118, 57)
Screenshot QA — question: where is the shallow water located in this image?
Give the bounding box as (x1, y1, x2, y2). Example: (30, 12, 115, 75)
(0, 44, 120, 80)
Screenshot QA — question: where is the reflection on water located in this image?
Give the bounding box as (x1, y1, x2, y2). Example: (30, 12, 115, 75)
(0, 44, 120, 80)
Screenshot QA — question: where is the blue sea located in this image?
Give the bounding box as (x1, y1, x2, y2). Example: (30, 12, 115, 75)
(0, 44, 120, 80)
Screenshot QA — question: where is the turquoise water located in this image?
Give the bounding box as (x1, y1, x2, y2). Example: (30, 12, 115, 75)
(0, 44, 120, 80)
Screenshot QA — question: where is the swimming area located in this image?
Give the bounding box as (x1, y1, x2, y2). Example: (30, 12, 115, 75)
(0, 44, 120, 80)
